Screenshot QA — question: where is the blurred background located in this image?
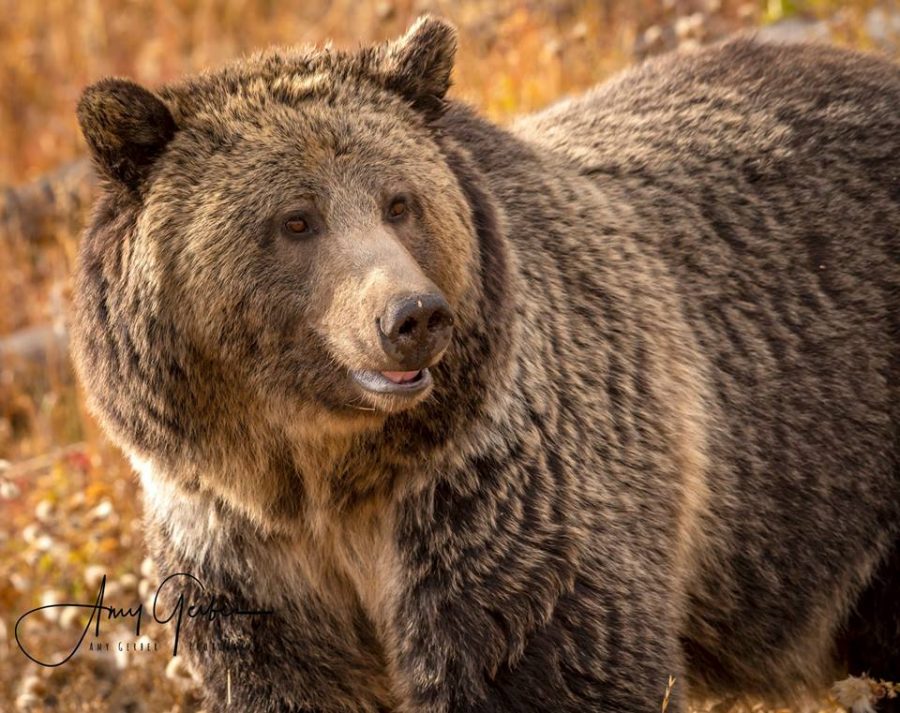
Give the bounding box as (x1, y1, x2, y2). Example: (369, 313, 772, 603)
(0, 1, 897, 710)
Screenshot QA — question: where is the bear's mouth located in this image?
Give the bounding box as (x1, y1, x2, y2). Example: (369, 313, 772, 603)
(351, 368, 432, 396)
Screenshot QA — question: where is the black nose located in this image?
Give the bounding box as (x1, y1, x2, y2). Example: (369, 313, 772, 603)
(379, 293, 454, 368)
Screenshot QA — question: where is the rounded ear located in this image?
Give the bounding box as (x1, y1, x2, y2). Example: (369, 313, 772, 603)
(379, 15, 458, 118)
(77, 78, 177, 194)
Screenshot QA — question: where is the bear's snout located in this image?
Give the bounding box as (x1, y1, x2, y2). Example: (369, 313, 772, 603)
(378, 292, 454, 369)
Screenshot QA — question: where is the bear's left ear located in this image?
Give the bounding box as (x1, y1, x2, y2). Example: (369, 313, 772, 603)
(377, 15, 458, 118)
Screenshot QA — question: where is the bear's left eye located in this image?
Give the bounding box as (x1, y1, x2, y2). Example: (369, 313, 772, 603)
(386, 196, 409, 221)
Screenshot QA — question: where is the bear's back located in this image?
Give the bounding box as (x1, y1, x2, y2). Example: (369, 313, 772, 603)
(516, 37, 900, 190)
(506, 37, 900, 696)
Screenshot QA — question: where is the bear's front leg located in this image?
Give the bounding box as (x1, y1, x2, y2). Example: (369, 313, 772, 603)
(149, 545, 394, 713)
(391, 563, 686, 713)
(172, 584, 395, 712)
(390, 451, 687, 712)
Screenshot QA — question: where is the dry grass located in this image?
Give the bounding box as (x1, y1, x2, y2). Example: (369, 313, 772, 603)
(0, 1, 897, 711)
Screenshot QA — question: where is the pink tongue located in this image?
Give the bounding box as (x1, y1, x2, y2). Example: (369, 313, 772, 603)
(381, 370, 421, 384)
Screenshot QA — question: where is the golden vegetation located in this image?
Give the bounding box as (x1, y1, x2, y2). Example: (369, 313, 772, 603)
(0, 1, 896, 711)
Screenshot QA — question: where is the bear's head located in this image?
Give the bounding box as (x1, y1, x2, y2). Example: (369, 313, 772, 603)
(71, 17, 517, 490)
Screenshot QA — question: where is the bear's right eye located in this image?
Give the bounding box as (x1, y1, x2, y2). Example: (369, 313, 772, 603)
(283, 215, 311, 237)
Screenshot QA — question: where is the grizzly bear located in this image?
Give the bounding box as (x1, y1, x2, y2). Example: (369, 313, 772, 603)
(71, 17, 899, 713)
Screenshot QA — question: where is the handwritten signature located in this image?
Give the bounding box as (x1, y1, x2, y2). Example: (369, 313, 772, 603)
(15, 572, 272, 667)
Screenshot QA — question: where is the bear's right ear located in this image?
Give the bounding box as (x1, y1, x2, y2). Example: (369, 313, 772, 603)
(77, 78, 178, 194)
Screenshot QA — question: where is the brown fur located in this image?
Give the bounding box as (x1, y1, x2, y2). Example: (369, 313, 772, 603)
(71, 18, 900, 713)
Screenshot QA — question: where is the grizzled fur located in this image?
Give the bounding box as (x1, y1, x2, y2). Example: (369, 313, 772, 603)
(71, 18, 900, 713)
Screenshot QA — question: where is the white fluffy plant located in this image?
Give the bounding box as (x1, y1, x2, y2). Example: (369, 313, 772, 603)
(832, 676, 899, 713)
